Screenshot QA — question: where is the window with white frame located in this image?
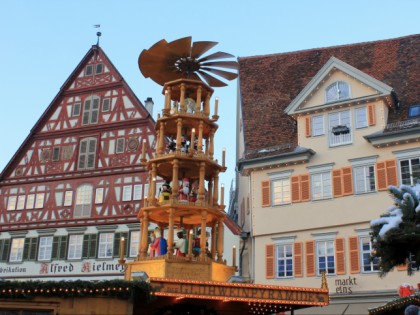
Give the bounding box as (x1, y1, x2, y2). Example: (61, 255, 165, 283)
(16, 195, 26, 210)
(311, 172, 332, 200)
(122, 185, 133, 201)
(82, 96, 100, 125)
(9, 238, 25, 262)
(325, 81, 350, 103)
(400, 158, 420, 186)
(95, 188, 104, 204)
(102, 98, 110, 112)
(133, 185, 143, 201)
(68, 234, 84, 260)
(329, 110, 352, 146)
(129, 231, 139, 257)
(276, 243, 293, 278)
(85, 65, 93, 76)
(98, 233, 114, 258)
(64, 191, 73, 206)
(26, 194, 35, 209)
(38, 236, 53, 261)
(355, 107, 368, 129)
(316, 240, 335, 276)
(74, 184, 93, 217)
(354, 165, 376, 194)
(72, 103, 81, 116)
(272, 178, 291, 205)
(35, 193, 45, 209)
(312, 115, 324, 136)
(116, 138, 125, 154)
(95, 63, 103, 74)
(360, 236, 379, 272)
(78, 137, 97, 170)
(7, 196, 17, 210)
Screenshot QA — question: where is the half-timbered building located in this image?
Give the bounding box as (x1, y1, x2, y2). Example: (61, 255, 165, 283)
(0, 44, 156, 280)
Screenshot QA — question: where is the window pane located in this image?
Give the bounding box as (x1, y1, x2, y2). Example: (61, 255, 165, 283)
(38, 236, 53, 261)
(133, 185, 143, 201)
(10, 238, 25, 262)
(98, 233, 114, 258)
(123, 185, 133, 201)
(16, 195, 26, 210)
(355, 107, 368, 128)
(68, 235, 84, 259)
(312, 115, 324, 136)
(7, 196, 17, 210)
(317, 240, 335, 275)
(64, 191, 73, 206)
(95, 188, 104, 204)
(272, 178, 291, 205)
(35, 193, 45, 209)
(276, 244, 293, 278)
(26, 194, 35, 209)
(75, 185, 93, 218)
(130, 231, 139, 257)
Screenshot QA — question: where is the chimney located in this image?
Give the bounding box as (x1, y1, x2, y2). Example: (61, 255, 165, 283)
(144, 97, 154, 116)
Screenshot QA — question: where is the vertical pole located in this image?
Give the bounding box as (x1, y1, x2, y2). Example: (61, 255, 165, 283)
(167, 208, 174, 258)
(200, 210, 207, 261)
(139, 211, 149, 258)
(172, 159, 179, 199)
(217, 218, 224, 262)
(176, 118, 182, 153)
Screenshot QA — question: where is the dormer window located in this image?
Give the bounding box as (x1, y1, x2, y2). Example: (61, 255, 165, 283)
(325, 81, 350, 103)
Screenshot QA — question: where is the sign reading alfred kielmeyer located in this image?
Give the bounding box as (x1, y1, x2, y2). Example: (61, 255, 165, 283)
(150, 279, 328, 305)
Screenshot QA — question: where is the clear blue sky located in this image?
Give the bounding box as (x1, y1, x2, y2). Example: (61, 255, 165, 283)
(0, 0, 419, 189)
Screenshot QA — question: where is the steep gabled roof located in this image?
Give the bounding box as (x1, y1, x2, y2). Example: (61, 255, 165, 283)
(238, 34, 420, 160)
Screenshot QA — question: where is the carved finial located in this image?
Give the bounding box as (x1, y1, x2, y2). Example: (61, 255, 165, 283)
(321, 271, 329, 290)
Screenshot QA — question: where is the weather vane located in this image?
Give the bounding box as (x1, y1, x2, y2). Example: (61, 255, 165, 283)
(94, 24, 101, 46)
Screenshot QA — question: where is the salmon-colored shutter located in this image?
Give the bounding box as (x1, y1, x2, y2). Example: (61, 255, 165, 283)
(342, 167, 353, 195)
(335, 238, 346, 275)
(291, 176, 301, 203)
(386, 160, 398, 187)
(349, 236, 360, 274)
(332, 169, 343, 197)
(376, 162, 387, 191)
(266, 244, 275, 279)
(368, 104, 376, 126)
(305, 241, 316, 277)
(300, 174, 310, 202)
(396, 261, 408, 271)
(305, 116, 311, 137)
(261, 180, 270, 207)
(294, 242, 303, 277)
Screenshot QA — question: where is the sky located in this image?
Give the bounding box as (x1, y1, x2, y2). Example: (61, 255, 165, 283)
(0, 0, 419, 192)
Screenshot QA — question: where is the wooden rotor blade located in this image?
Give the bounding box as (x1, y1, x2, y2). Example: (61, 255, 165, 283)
(139, 50, 168, 78)
(198, 51, 234, 62)
(200, 67, 238, 81)
(191, 41, 218, 58)
(198, 70, 227, 87)
(200, 61, 238, 70)
(166, 36, 192, 57)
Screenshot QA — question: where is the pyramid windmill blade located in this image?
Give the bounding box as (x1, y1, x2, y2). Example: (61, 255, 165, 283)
(198, 70, 227, 87)
(139, 49, 169, 78)
(166, 36, 192, 57)
(198, 51, 234, 62)
(200, 67, 238, 81)
(201, 61, 239, 70)
(191, 41, 218, 58)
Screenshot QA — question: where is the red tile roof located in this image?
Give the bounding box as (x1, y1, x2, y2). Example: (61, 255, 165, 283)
(238, 34, 420, 159)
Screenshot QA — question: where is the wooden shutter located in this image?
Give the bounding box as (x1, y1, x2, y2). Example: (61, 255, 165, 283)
(342, 167, 353, 195)
(376, 162, 387, 191)
(305, 241, 316, 277)
(335, 238, 345, 275)
(114, 232, 129, 258)
(294, 242, 303, 277)
(261, 180, 270, 207)
(300, 174, 310, 202)
(332, 169, 343, 197)
(305, 116, 311, 137)
(349, 236, 360, 274)
(291, 176, 301, 203)
(368, 104, 376, 126)
(23, 237, 38, 261)
(0, 239, 11, 262)
(385, 160, 398, 187)
(82, 234, 98, 259)
(266, 244, 275, 279)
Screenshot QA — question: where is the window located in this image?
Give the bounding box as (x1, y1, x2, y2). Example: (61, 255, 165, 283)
(78, 137, 97, 170)
(360, 236, 379, 272)
(133, 185, 143, 201)
(272, 178, 291, 205)
(82, 96, 99, 125)
(102, 98, 110, 112)
(35, 193, 45, 209)
(64, 191, 73, 207)
(68, 235, 83, 260)
(276, 244, 293, 278)
(355, 107, 368, 129)
(116, 138, 125, 154)
(316, 240, 335, 275)
(52, 147, 60, 161)
(7, 196, 17, 210)
(311, 172, 332, 200)
(73, 103, 81, 116)
(329, 110, 352, 146)
(95, 63, 103, 74)
(10, 238, 25, 262)
(326, 81, 350, 103)
(400, 158, 420, 185)
(312, 115, 324, 136)
(95, 188, 104, 204)
(123, 185, 133, 201)
(354, 165, 376, 194)
(75, 184, 93, 217)
(85, 65, 93, 76)
(98, 233, 114, 258)
(26, 194, 35, 209)
(38, 236, 53, 261)
(129, 231, 139, 257)
(16, 195, 26, 210)
(409, 105, 420, 118)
